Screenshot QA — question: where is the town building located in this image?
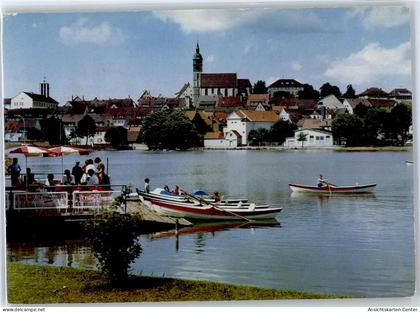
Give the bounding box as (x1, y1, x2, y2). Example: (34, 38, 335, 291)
(11, 81, 59, 110)
(192, 43, 251, 107)
(267, 79, 304, 98)
(317, 94, 344, 110)
(358, 87, 389, 99)
(284, 128, 334, 148)
(389, 88, 412, 100)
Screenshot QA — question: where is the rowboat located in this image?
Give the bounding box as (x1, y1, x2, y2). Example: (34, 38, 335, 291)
(144, 197, 282, 220)
(289, 183, 376, 194)
(137, 188, 251, 206)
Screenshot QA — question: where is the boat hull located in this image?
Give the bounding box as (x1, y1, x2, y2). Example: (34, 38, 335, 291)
(147, 198, 282, 220)
(289, 183, 376, 194)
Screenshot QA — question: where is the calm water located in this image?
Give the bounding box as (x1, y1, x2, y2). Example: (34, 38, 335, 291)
(6, 149, 415, 297)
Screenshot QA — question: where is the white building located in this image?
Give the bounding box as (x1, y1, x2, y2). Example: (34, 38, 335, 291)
(204, 130, 242, 148)
(10, 81, 58, 110)
(224, 110, 279, 145)
(342, 98, 371, 114)
(284, 128, 334, 148)
(267, 79, 304, 98)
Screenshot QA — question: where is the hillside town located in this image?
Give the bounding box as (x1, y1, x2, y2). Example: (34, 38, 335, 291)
(4, 43, 413, 149)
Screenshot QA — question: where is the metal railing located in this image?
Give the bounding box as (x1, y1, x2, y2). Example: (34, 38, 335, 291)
(13, 191, 68, 211)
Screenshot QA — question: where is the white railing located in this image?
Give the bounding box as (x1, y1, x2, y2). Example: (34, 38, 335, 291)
(72, 190, 121, 212)
(13, 192, 69, 211)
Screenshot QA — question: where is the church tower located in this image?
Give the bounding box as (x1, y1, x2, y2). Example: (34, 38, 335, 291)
(192, 43, 203, 108)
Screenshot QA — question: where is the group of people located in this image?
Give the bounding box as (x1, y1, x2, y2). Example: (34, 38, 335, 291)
(7, 157, 111, 188)
(66, 157, 110, 186)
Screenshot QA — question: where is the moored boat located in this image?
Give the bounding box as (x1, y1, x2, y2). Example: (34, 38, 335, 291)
(144, 197, 282, 220)
(289, 183, 376, 194)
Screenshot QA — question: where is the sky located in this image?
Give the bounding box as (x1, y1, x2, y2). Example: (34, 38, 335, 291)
(2, 5, 412, 104)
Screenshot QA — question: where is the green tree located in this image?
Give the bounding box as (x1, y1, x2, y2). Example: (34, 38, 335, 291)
(298, 84, 320, 99)
(76, 115, 97, 145)
(320, 82, 341, 98)
(383, 103, 412, 146)
(248, 128, 270, 146)
(353, 103, 369, 118)
(141, 110, 201, 150)
(297, 132, 307, 149)
(40, 116, 67, 145)
(362, 107, 387, 145)
(332, 113, 363, 146)
(270, 120, 297, 145)
(253, 80, 267, 94)
(343, 84, 356, 98)
(26, 127, 44, 142)
(105, 126, 128, 149)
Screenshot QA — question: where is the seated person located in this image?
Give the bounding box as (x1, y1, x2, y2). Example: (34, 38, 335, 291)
(80, 169, 98, 185)
(171, 185, 180, 195)
(212, 192, 221, 202)
(23, 168, 36, 185)
(61, 169, 75, 185)
(45, 173, 56, 191)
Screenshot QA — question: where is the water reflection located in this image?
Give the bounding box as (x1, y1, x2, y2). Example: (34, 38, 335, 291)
(149, 220, 280, 252)
(7, 240, 96, 269)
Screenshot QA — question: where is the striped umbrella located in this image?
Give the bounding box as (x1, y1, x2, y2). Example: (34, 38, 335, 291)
(9, 145, 53, 186)
(48, 146, 90, 174)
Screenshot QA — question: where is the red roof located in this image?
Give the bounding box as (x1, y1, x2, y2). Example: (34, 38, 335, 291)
(237, 79, 252, 91)
(359, 87, 388, 97)
(367, 99, 395, 109)
(201, 73, 237, 88)
(218, 96, 242, 107)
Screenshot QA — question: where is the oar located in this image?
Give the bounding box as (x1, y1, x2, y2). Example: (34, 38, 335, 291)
(180, 189, 253, 223)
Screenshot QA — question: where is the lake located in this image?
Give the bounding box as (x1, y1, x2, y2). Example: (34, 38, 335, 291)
(6, 149, 415, 297)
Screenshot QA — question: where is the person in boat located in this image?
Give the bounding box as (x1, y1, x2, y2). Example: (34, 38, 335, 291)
(317, 174, 330, 187)
(72, 161, 84, 185)
(7, 158, 22, 186)
(213, 192, 221, 202)
(144, 178, 150, 193)
(164, 185, 170, 192)
(171, 185, 180, 195)
(62, 169, 75, 185)
(23, 168, 36, 185)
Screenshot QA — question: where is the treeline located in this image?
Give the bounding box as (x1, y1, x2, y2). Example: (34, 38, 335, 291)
(247, 121, 297, 146)
(332, 103, 412, 146)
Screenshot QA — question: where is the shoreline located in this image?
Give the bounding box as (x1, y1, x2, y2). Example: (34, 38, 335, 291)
(5, 142, 412, 153)
(7, 263, 344, 303)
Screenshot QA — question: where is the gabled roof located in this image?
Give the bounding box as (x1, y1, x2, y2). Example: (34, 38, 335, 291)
(268, 79, 303, 89)
(235, 110, 279, 122)
(175, 83, 190, 98)
(201, 73, 237, 88)
(296, 128, 333, 135)
(231, 130, 242, 138)
(23, 92, 58, 104)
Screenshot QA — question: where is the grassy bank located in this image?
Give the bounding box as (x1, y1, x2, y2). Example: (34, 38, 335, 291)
(7, 263, 342, 303)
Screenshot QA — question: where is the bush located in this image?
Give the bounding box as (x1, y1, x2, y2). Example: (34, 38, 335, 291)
(86, 207, 142, 285)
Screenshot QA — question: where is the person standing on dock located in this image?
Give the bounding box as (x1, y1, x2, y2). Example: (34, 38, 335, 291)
(7, 158, 21, 186)
(144, 178, 151, 193)
(72, 161, 83, 185)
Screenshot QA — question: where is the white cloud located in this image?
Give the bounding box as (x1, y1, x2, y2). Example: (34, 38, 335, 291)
(59, 18, 125, 46)
(153, 9, 328, 34)
(291, 61, 302, 71)
(348, 6, 410, 28)
(324, 42, 411, 86)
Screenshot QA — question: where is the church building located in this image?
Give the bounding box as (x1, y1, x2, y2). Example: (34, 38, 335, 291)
(192, 43, 251, 108)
